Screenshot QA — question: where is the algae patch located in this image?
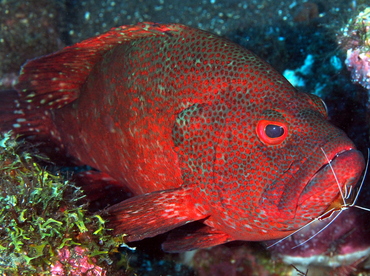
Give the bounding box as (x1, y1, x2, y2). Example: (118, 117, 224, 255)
(0, 133, 121, 275)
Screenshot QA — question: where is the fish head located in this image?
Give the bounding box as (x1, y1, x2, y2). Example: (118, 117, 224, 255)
(269, 92, 365, 225)
(176, 83, 365, 241)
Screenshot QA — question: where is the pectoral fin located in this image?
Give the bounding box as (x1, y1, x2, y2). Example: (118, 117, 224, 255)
(106, 187, 206, 242)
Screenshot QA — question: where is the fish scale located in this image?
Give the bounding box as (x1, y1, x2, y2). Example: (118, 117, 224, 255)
(0, 22, 365, 252)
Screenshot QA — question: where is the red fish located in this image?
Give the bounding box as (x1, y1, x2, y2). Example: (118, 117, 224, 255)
(0, 22, 365, 252)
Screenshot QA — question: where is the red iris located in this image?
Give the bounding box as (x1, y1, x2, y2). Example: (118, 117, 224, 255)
(256, 120, 288, 145)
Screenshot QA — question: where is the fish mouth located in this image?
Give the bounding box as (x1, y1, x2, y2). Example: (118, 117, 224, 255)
(310, 149, 348, 183)
(297, 148, 365, 218)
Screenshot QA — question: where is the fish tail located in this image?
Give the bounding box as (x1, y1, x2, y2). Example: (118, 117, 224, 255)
(0, 89, 54, 137)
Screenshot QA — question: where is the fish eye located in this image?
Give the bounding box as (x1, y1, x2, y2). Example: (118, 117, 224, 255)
(256, 120, 288, 145)
(265, 124, 284, 138)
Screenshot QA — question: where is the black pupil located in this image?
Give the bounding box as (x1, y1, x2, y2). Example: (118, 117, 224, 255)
(265, 124, 284, 138)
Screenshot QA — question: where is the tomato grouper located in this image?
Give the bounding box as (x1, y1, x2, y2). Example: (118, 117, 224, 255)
(0, 22, 365, 252)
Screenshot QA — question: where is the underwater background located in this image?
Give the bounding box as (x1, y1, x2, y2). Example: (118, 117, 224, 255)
(1, 0, 370, 275)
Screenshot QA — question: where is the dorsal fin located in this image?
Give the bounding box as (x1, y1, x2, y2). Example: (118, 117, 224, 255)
(15, 22, 183, 109)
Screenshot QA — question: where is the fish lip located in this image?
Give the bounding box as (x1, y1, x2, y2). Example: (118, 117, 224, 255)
(299, 147, 365, 208)
(302, 148, 353, 195)
(311, 149, 349, 178)
(258, 143, 364, 231)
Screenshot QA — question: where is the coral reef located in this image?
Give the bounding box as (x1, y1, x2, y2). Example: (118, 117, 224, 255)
(340, 8, 370, 92)
(0, 133, 121, 275)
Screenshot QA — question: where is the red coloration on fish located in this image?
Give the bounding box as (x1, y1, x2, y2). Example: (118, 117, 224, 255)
(0, 22, 365, 252)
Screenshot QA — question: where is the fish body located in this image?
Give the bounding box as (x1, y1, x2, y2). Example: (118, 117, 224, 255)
(0, 22, 364, 252)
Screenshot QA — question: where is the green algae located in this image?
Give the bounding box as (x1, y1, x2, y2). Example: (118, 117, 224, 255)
(0, 133, 121, 275)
